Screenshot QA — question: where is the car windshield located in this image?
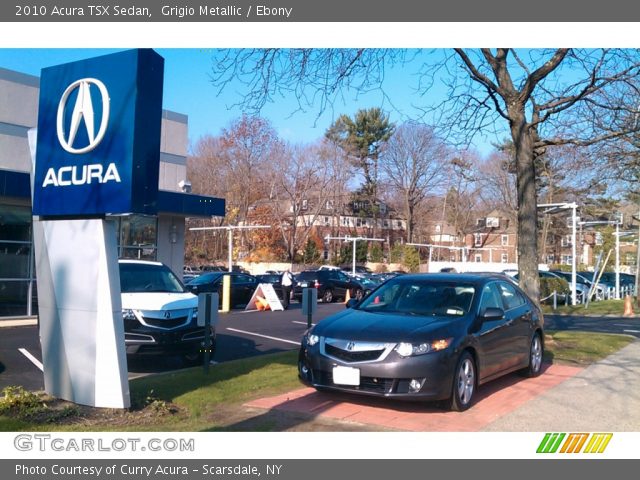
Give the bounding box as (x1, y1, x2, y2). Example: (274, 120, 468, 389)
(186, 272, 224, 285)
(120, 263, 186, 293)
(357, 279, 476, 316)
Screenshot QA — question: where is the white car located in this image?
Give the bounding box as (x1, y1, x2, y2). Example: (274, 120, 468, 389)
(119, 260, 214, 364)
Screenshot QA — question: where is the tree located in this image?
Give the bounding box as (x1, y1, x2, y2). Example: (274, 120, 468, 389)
(210, 49, 640, 300)
(380, 122, 449, 242)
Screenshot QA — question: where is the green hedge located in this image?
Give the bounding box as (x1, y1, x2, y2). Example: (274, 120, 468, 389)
(540, 276, 570, 299)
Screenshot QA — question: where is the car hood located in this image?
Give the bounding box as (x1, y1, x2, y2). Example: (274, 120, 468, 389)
(121, 292, 198, 310)
(313, 308, 459, 342)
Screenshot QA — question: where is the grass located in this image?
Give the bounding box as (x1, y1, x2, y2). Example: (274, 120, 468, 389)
(542, 298, 638, 316)
(0, 331, 636, 432)
(544, 330, 635, 365)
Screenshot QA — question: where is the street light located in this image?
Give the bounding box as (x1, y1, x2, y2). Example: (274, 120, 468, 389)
(539, 202, 578, 305)
(579, 216, 623, 299)
(324, 235, 384, 275)
(190, 224, 271, 272)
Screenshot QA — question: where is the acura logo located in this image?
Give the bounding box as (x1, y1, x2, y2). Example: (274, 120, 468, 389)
(164, 311, 172, 319)
(346, 342, 356, 351)
(56, 78, 110, 154)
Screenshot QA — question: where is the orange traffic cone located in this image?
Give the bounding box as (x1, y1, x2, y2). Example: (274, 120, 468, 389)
(623, 295, 634, 317)
(344, 289, 351, 304)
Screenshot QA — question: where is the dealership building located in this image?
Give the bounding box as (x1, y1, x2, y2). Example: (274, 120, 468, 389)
(0, 65, 223, 318)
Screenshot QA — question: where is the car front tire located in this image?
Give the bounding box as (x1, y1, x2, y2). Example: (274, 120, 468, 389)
(448, 351, 476, 412)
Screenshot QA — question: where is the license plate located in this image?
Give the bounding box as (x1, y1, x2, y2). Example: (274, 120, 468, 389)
(332, 366, 360, 386)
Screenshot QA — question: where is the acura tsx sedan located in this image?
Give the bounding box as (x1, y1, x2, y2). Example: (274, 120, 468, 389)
(298, 273, 544, 411)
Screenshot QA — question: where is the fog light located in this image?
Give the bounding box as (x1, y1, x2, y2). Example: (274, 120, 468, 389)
(409, 378, 424, 393)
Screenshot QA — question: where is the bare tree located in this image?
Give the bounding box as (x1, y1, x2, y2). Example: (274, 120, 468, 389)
(209, 48, 640, 300)
(380, 122, 449, 242)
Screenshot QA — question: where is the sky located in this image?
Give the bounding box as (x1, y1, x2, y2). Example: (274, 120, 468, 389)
(0, 48, 503, 156)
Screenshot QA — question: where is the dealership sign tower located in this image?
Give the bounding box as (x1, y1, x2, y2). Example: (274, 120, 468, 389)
(30, 49, 165, 408)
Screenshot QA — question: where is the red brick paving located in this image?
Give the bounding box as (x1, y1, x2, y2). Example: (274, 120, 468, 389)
(245, 363, 582, 431)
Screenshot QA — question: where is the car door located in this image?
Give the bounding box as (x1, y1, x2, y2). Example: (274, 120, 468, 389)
(474, 282, 512, 381)
(496, 281, 532, 370)
(232, 274, 257, 305)
(331, 270, 350, 298)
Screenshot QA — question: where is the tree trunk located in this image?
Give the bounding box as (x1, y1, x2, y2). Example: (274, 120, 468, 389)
(511, 114, 541, 302)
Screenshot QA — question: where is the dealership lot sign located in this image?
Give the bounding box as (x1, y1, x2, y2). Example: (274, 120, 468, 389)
(33, 49, 163, 217)
(30, 50, 164, 408)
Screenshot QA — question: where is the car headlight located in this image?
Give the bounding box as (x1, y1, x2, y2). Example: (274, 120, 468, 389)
(122, 309, 136, 321)
(304, 332, 320, 346)
(395, 338, 452, 357)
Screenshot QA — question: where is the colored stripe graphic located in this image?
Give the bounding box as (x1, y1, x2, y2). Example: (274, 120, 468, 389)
(537, 433, 565, 453)
(537, 433, 612, 454)
(560, 433, 589, 453)
(584, 433, 613, 453)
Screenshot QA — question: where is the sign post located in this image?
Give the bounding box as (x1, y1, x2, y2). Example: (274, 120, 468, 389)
(301, 287, 318, 329)
(198, 292, 219, 374)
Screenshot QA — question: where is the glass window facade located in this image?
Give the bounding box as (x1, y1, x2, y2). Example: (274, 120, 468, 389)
(0, 204, 35, 316)
(0, 211, 158, 318)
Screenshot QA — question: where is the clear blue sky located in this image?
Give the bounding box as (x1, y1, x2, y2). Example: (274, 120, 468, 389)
(0, 48, 501, 155)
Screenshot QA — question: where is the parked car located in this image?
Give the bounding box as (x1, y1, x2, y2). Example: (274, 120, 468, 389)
(298, 273, 544, 411)
(255, 273, 284, 286)
(185, 272, 285, 307)
(341, 265, 373, 275)
(119, 260, 212, 365)
(595, 271, 635, 289)
(293, 269, 368, 303)
(550, 271, 607, 302)
(186, 272, 256, 307)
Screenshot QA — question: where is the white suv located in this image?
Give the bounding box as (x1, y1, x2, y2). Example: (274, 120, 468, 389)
(119, 260, 214, 364)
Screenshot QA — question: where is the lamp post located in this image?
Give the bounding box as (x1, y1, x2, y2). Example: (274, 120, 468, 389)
(539, 203, 578, 305)
(190, 224, 271, 272)
(324, 235, 384, 274)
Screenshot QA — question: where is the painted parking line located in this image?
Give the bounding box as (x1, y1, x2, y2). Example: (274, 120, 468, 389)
(292, 321, 316, 327)
(226, 328, 300, 346)
(18, 348, 43, 372)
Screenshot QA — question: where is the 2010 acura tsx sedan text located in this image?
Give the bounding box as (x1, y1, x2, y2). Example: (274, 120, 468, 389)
(298, 273, 544, 411)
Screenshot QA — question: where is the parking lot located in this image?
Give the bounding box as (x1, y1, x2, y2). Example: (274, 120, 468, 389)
(1, 304, 639, 431)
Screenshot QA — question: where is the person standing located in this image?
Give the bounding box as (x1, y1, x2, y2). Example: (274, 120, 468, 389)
(281, 269, 294, 309)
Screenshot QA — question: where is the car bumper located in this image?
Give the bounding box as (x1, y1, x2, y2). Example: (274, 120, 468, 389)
(124, 326, 213, 355)
(298, 345, 456, 401)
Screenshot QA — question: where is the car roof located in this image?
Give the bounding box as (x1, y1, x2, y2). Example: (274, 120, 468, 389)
(392, 272, 513, 284)
(118, 259, 163, 266)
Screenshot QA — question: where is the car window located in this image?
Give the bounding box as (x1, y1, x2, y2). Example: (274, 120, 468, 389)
(479, 283, 503, 311)
(337, 271, 349, 281)
(497, 281, 526, 310)
(187, 272, 222, 285)
(359, 280, 475, 316)
(233, 274, 255, 284)
(119, 263, 185, 293)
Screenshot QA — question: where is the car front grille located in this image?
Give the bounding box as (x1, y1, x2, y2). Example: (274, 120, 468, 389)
(313, 370, 393, 394)
(325, 344, 385, 363)
(141, 316, 189, 329)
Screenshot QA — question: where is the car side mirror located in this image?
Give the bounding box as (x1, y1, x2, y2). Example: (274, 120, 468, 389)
(481, 307, 504, 321)
(345, 298, 359, 309)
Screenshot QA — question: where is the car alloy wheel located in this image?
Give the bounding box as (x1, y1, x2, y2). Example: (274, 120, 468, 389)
(521, 332, 543, 378)
(450, 351, 475, 411)
(323, 289, 333, 303)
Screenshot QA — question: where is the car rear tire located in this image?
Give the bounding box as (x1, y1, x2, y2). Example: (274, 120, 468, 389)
(520, 332, 543, 378)
(448, 351, 476, 412)
(322, 289, 334, 303)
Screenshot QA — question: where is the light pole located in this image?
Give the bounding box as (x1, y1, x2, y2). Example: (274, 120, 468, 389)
(190, 224, 271, 272)
(539, 203, 578, 305)
(324, 235, 384, 274)
(579, 217, 623, 300)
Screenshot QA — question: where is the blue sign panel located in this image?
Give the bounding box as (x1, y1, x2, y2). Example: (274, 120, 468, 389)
(33, 49, 164, 217)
